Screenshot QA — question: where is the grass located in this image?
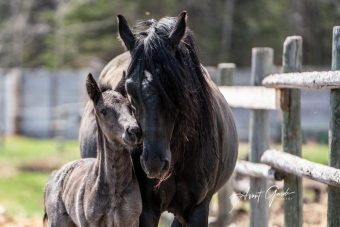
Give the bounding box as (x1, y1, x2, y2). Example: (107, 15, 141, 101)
(0, 136, 79, 167)
(238, 142, 329, 165)
(300, 142, 329, 165)
(0, 136, 330, 222)
(0, 136, 79, 218)
(0, 172, 50, 217)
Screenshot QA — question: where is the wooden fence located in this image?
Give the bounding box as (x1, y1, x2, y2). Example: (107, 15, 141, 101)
(0, 65, 331, 142)
(215, 26, 340, 227)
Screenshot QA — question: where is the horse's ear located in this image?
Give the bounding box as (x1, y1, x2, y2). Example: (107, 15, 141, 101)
(117, 15, 135, 51)
(114, 71, 127, 97)
(86, 73, 101, 104)
(169, 11, 187, 50)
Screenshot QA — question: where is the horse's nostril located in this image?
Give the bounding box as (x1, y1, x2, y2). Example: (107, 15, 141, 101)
(140, 151, 148, 161)
(162, 160, 170, 172)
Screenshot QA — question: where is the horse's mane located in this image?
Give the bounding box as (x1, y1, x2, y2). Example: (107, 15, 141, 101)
(128, 16, 217, 179)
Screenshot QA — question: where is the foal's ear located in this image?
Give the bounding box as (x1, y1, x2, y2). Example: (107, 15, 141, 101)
(114, 71, 127, 97)
(86, 73, 101, 103)
(117, 15, 135, 51)
(169, 11, 187, 50)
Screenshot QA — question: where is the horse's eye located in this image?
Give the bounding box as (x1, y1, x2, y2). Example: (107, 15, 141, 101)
(100, 109, 107, 116)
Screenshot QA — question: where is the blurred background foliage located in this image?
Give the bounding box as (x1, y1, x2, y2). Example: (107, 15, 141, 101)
(0, 0, 339, 69)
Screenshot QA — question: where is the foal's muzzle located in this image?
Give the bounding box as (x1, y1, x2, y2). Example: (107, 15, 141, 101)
(123, 125, 142, 147)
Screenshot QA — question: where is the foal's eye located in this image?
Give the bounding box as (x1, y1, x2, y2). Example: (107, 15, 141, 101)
(100, 109, 107, 116)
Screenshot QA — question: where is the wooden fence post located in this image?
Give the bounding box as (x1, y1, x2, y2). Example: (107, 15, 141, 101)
(216, 63, 235, 227)
(12, 69, 23, 135)
(216, 63, 235, 86)
(249, 48, 273, 227)
(281, 36, 303, 227)
(0, 73, 5, 149)
(328, 26, 340, 227)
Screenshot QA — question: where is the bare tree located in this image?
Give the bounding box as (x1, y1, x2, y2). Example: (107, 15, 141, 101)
(10, 0, 34, 67)
(219, 0, 235, 63)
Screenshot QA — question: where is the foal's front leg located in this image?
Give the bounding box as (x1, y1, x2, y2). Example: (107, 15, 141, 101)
(46, 213, 76, 227)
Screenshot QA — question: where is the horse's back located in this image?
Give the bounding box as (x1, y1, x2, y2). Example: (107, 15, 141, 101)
(79, 52, 130, 158)
(208, 77, 238, 191)
(99, 51, 130, 87)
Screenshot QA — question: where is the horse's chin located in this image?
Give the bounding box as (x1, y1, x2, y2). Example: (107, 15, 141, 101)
(140, 161, 169, 179)
(146, 172, 163, 179)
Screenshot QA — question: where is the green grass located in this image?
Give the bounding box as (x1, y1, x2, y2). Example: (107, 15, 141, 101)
(0, 137, 79, 218)
(0, 137, 330, 221)
(238, 142, 329, 165)
(301, 143, 329, 165)
(0, 172, 50, 217)
(0, 136, 79, 167)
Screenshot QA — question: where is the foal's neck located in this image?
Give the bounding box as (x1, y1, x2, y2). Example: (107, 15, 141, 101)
(95, 127, 133, 194)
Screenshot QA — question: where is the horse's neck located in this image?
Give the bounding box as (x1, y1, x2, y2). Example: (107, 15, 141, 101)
(95, 127, 133, 194)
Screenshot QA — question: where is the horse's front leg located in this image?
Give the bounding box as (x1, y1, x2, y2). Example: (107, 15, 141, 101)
(171, 217, 183, 227)
(181, 199, 210, 227)
(138, 203, 161, 227)
(172, 200, 210, 227)
(188, 201, 209, 226)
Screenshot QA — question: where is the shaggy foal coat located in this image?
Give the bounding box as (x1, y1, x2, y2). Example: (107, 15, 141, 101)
(44, 73, 142, 227)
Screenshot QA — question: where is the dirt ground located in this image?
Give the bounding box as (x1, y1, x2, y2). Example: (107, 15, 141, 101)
(229, 192, 327, 227)
(229, 179, 328, 227)
(0, 179, 329, 227)
(0, 198, 328, 227)
(0, 215, 42, 227)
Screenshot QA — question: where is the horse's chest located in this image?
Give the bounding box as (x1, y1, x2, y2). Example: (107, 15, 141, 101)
(165, 177, 209, 215)
(174, 181, 191, 202)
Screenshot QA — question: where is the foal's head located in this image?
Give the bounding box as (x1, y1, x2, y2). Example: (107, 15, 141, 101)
(86, 73, 141, 148)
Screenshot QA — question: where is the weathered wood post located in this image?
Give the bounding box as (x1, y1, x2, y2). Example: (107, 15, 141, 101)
(0, 73, 5, 149)
(12, 69, 23, 135)
(281, 36, 303, 227)
(216, 63, 235, 227)
(328, 26, 340, 227)
(249, 48, 273, 227)
(216, 63, 235, 86)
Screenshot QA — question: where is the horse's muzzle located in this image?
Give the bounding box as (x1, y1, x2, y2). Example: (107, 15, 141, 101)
(140, 157, 170, 179)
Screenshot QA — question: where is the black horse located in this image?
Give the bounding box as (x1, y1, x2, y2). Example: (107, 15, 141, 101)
(79, 11, 238, 226)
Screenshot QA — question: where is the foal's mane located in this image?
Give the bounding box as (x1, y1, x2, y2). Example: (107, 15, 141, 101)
(128, 16, 217, 178)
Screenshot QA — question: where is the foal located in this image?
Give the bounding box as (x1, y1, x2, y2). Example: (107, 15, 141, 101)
(44, 73, 142, 227)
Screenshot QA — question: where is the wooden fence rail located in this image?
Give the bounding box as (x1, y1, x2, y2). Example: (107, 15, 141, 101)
(262, 70, 340, 89)
(234, 160, 279, 181)
(219, 86, 280, 110)
(261, 149, 340, 187)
